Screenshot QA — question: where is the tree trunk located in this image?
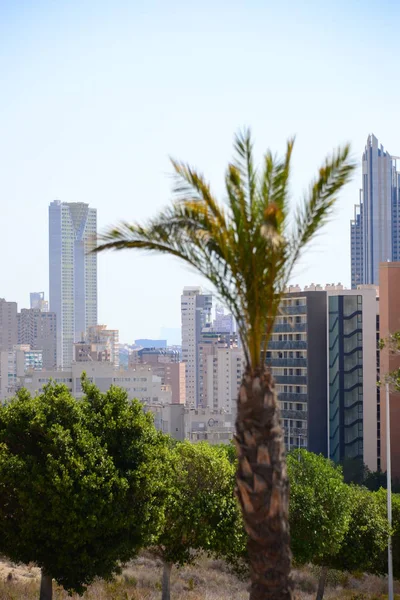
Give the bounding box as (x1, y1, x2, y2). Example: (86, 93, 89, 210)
(315, 566, 328, 600)
(39, 569, 52, 600)
(161, 561, 173, 600)
(235, 367, 293, 600)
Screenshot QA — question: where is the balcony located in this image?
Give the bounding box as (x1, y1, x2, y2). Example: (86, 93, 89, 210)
(274, 375, 307, 385)
(281, 409, 308, 420)
(268, 358, 307, 367)
(280, 304, 307, 315)
(278, 392, 308, 402)
(273, 322, 307, 333)
(268, 341, 307, 350)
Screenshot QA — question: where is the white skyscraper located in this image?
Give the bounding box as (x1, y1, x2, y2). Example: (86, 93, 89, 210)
(181, 287, 212, 407)
(49, 201, 97, 368)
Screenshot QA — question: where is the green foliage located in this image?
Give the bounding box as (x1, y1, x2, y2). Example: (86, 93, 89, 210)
(0, 380, 170, 594)
(377, 488, 400, 578)
(288, 449, 351, 565)
(154, 442, 242, 567)
(328, 486, 389, 574)
(96, 130, 354, 370)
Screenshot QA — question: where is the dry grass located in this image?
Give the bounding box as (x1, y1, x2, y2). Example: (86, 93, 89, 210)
(0, 555, 399, 599)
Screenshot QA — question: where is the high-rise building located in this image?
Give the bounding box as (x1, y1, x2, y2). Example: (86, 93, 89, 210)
(327, 287, 377, 471)
(49, 201, 97, 368)
(181, 287, 212, 407)
(379, 262, 400, 478)
(18, 309, 57, 370)
(30, 292, 49, 312)
(133, 348, 186, 404)
(267, 287, 328, 455)
(351, 134, 400, 287)
(267, 284, 378, 470)
(0, 299, 18, 351)
(197, 329, 242, 412)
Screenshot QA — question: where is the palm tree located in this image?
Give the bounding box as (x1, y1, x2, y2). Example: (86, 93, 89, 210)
(95, 130, 354, 600)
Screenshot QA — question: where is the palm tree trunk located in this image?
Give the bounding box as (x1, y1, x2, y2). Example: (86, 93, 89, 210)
(235, 367, 293, 600)
(39, 569, 52, 600)
(161, 561, 173, 600)
(315, 566, 328, 600)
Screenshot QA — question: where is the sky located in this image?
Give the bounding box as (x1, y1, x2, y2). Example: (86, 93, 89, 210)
(1, 0, 399, 344)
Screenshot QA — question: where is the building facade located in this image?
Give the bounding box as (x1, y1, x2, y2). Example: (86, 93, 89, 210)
(379, 262, 400, 478)
(49, 201, 97, 368)
(133, 348, 186, 404)
(266, 284, 378, 470)
(267, 287, 328, 455)
(327, 288, 377, 471)
(181, 287, 212, 407)
(18, 309, 57, 370)
(0, 299, 18, 351)
(21, 362, 172, 405)
(147, 404, 235, 444)
(351, 134, 400, 288)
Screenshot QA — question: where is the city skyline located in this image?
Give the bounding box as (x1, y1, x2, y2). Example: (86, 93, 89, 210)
(2, 1, 400, 341)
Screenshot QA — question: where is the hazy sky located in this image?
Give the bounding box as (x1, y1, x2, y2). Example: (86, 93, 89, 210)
(1, 0, 398, 343)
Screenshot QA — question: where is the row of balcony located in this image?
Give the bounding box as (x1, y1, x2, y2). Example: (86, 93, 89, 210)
(268, 341, 307, 350)
(268, 358, 307, 367)
(280, 305, 307, 314)
(278, 392, 308, 402)
(281, 409, 308, 420)
(273, 323, 307, 333)
(274, 375, 307, 385)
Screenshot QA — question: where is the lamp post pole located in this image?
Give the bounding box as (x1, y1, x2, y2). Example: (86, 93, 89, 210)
(386, 382, 394, 600)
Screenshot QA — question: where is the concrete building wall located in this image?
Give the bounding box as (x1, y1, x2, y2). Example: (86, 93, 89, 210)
(379, 262, 400, 477)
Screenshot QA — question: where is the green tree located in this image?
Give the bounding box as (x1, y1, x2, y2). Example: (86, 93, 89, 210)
(152, 441, 242, 600)
(328, 486, 388, 577)
(287, 450, 351, 600)
(377, 488, 400, 579)
(95, 130, 354, 600)
(0, 380, 169, 600)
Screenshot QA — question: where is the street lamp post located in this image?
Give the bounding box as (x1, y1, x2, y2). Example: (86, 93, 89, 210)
(386, 382, 394, 600)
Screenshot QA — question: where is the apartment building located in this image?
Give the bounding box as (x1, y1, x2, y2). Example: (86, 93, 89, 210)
(21, 362, 172, 405)
(146, 403, 235, 444)
(181, 287, 212, 407)
(134, 348, 186, 404)
(267, 284, 378, 470)
(267, 286, 328, 455)
(0, 299, 18, 351)
(18, 309, 57, 370)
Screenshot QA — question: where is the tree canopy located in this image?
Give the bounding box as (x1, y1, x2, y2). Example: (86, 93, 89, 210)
(0, 379, 170, 597)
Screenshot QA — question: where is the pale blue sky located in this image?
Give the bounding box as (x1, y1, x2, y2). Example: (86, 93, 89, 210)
(1, 0, 398, 342)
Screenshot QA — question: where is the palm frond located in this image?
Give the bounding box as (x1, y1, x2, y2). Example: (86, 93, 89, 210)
(96, 130, 354, 372)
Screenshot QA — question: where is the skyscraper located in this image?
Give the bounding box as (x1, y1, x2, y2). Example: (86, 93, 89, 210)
(181, 287, 212, 407)
(351, 134, 400, 287)
(49, 201, 97, 368)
